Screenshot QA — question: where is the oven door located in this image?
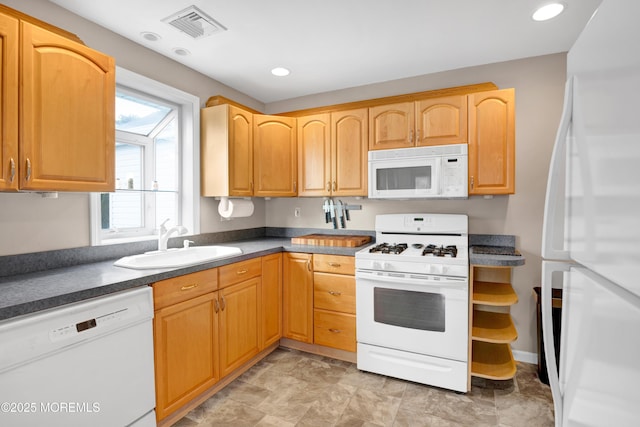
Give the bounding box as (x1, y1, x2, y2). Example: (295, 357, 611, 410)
(356, 269, 468, 361)
(368, 156, 441, 198)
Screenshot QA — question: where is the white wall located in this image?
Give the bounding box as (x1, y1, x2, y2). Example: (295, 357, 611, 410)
(0, 0, 566, 355)
(266, 53, 567, 355)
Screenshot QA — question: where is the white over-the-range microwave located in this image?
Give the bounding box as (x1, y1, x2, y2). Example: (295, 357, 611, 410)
(368, 143, 468, 199)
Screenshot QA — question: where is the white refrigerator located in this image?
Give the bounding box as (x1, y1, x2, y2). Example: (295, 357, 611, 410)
(541, 0, 640, 426)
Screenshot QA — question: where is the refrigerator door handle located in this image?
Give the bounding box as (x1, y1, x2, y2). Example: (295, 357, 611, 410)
(542, 260, 572, 427)
(542, 77, 574, 261)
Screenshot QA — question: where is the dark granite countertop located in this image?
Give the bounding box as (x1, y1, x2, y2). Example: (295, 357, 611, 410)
(0, 237, 365, 322)
(0, 231, 524, 322)
(468, 234, 526, 267)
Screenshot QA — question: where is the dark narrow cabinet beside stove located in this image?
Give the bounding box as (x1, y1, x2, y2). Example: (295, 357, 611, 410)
(470, 265, 519, 380)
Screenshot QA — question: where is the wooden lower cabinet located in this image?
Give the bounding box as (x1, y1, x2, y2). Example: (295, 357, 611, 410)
(153, 290, 219, 421)
(282, 252, 314, 343)
(261, 253, 283, 348)
(219, 277, 261, 377)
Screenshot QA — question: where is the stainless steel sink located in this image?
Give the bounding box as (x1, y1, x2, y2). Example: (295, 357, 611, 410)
(114, 246, 242, 270)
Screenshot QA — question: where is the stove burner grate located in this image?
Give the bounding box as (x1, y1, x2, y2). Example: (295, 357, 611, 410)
(369, 243, 408, 255)
(422, 244, 458, 258)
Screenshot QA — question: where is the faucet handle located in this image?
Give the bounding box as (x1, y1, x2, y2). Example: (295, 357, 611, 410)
(160, 218, 170, 233)
(183, 240, 195, 249)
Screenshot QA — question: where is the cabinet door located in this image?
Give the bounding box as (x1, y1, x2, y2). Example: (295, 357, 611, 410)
(20, 22, 115, 192)
(332, 108, 368, 196)
(154, 292, 219, 421)
(416, 95, 468, 146)
(468, 89, 515, 195)
(368, 102, 414, 150)
(219, 277, 261, 377)
(228, 105, 254, 196)
(253, 114, 297, 196)
(283, 252, 313, 343)
(0, 13, 18, 191)
(261, 253, 283, 349)
(297, 113, 330, 196)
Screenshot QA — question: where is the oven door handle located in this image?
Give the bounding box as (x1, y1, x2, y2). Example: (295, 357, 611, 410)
(356, 270, 467, 289)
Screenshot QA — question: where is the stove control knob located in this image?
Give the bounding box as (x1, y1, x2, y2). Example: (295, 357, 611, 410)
(382, 262, 391, 270)
(431, 264, 444, 275)
(372, 261, 381, 269)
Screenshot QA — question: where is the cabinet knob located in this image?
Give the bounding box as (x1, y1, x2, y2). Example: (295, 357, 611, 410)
(9, 158, 15, 183)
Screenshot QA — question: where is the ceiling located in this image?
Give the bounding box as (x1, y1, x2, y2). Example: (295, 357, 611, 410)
(49, 0, 602, 104)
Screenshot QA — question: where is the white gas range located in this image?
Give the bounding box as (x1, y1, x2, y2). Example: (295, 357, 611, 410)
(355, 213, 470, 393)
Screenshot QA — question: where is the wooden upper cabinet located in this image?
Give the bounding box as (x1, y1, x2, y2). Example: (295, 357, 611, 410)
(298, 113, 331, 196)
(468, 89, 515, 195)
(332, 108, 368, 196)
(369, 102, 414, 150)
(297, 108, 368, 197)
(416, 95, 468, 146)
(0, 12, 18, 191)
(253, 114, 297, 197)
(20, 22, 115, 192)
(201, 104, 254, 197)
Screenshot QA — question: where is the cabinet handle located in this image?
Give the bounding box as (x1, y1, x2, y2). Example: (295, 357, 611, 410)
(416, 129, 420, 143)
(326, 181, 331, 192)
(250, 181, 254, 192)
(328, 328, 342, 334)
(9, 158, 15, 183)
(328, 262, 341, 268)
(25, 158, 32, 181)
(293, 181, 297, 192)
(236, 269, 248, 275)
(180, 283, 198, 291)
(307, 260, 311, 272)
(328, 291, 342, 296)
(332, 181, 336, 192)
(470, 176, 475, 190)
(214, 298, 220, 313)
(220, 296, 226, 310)
(409, 130, 414, 144)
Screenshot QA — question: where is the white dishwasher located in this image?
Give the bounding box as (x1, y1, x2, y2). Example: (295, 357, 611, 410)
(0, 287, 156, 427)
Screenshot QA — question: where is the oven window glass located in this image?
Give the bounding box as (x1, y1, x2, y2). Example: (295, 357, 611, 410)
(373, 287, 445, 332)
(376, 166, 432, 191)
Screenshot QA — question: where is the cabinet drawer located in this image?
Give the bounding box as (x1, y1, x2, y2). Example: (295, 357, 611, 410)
(313, 254, 354, 275)
(313, 309, 356, 352)
(219, 257, 262, 288)
(314, 272, 355, 314)
(152, 269, 218, 310)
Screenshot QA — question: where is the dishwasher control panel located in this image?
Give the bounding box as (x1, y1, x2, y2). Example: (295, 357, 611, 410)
(49, 308, 128, 342)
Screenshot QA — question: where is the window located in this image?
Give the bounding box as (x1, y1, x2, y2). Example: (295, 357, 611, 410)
(90, 67, 200, 245)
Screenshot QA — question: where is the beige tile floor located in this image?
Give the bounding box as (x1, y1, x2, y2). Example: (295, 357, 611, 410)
(173, 347, 554, 427)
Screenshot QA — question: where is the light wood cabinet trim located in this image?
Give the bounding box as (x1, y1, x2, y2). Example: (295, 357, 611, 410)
(0, 4, 83, 44)
(152, 269, 218, 310)
(472, 310, 518, 343)
(203, 95, 261, 114)
(313, 272, 355, 314)
(218, 257, 262, 288)
(313, 308, 356, 353)
(154, 291, 219, 421)
(473, 281, 518, 306)
(312, 254, 355, 275)
(470, 341, 516, 380)
(0, 12, 19, 191)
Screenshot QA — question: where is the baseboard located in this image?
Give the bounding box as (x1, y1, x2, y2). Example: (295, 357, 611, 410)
(512, 349, 538, 365)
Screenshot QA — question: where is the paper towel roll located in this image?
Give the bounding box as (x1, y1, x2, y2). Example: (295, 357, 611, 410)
(218, 197, 254, 219)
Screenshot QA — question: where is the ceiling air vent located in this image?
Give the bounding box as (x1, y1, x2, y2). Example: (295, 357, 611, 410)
(162, 5, 227, 39)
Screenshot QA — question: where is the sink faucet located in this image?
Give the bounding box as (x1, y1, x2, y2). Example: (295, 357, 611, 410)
(158, 219, 188, 251)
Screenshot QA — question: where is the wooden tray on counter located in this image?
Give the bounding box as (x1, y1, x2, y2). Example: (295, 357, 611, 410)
(291, 234, 372, 247)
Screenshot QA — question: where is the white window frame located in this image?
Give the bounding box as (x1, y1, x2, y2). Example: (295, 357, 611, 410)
(90, 67, 200, 245)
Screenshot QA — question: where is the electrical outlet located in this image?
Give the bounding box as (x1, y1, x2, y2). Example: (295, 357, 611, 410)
(294, 207, 301, 217)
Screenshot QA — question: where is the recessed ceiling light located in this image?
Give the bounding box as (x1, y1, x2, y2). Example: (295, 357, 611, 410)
(271, 67, 290, 77)
(141, 32, 161, 42)
(532, 3, 565, 21)
(173, 47, 191, 56)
